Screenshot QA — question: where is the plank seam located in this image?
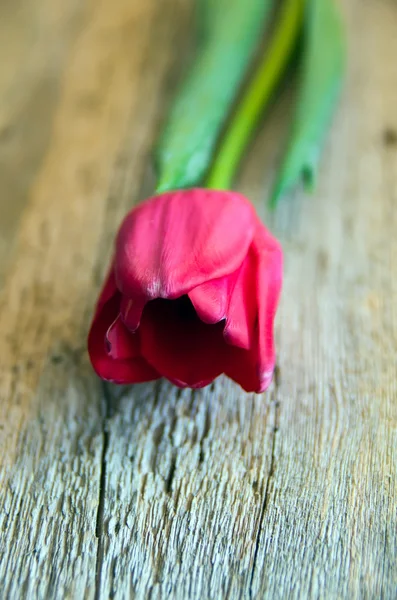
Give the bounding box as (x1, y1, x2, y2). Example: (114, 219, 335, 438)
(248, 365, 281, 598)
(94, 382, 111, 600)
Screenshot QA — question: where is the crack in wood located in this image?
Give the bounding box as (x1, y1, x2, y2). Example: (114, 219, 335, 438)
(199, 397, 211, 465)
(94, 383, 111, 600)
(248, 369, 281, 599)
(165, 453, 177, 495)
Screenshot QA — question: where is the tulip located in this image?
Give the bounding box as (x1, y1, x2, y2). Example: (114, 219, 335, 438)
(88, 188, 282, 393)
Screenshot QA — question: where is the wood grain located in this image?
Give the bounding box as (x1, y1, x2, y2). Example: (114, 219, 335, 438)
(0, 0, 396, 598)
(0, 0, 192, 597)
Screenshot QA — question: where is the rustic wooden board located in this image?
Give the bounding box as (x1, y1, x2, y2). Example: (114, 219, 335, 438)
(0, 0, 192, 597)
(0, 0, 396, 599)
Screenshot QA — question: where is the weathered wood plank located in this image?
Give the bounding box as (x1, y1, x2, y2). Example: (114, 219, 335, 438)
(250, 3, 397, 597)
(97, 380, 277, 599)
(0, 0, 83, 283)
(0, 0, 190, 597)
(95, 1, 397, 599)
(0, 0, 396, 598)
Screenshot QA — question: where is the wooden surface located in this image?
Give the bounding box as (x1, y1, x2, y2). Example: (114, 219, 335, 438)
(0, 0, 396, 598)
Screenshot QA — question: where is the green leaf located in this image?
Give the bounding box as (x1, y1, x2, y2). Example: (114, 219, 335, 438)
(270, 0, 346, 207)
(154, 0, 274, 193)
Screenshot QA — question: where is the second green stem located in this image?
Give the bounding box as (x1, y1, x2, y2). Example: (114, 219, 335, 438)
(206, 0, 305, 190)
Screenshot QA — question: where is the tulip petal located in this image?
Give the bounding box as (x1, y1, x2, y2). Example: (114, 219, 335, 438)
(88, 294, 160, 384)
(224, 348, 260, 393)
(247, 224, 283, 390)
(105, 314, 140, 360)
(115, 189, 256, 313)
(120, 295, 148, 333)
(224, 225, 282, 393)
(222, 250, 257, 350)
(224, 346, 274, 393)
(188, 270, 239, 325)
(139, 296, 227, 387)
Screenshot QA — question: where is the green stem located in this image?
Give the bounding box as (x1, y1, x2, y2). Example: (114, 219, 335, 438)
(205, 0, 306, 190)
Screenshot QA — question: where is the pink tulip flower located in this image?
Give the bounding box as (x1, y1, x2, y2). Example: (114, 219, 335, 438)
(88, 188, 282, 393)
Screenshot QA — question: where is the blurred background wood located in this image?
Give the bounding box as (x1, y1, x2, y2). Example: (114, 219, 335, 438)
(0, 0, 396, 598)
